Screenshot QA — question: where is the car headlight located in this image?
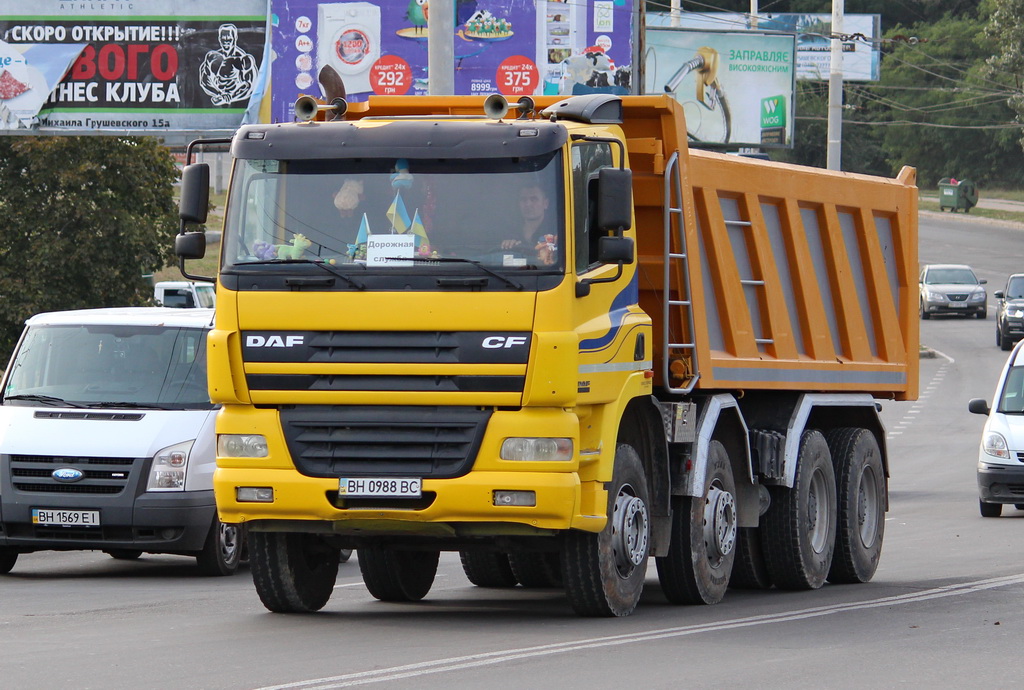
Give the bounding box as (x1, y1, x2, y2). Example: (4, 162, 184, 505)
(147, 440, 193, 492)
(982, 431, 1011, 460)
(500, 437, 574, 461)
(924, 290, 944, 301)
(218, 434, 269, 458)
(1009, 309, 1024, 319)
(970, 291, 986, 302)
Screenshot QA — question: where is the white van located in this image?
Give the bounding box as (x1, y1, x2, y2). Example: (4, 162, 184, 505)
(154, 281, 216, 309)
(0, 307, 241, 575)
(968, 338, 1024, 517)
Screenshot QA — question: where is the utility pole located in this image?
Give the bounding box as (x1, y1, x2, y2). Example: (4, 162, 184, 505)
(826, 0, 844, 170)
(428, 0, 455, 95)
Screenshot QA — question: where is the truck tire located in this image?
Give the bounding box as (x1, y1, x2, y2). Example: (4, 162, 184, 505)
(729, 528, 772, 590)
(508, 551, 562, 588)
(562, 443, 650, 617)
(359, 548, 439, 602)
(196, 519, 244, 576)
(656, 440, 737, 604)
(761, 429, 836, 590)
(979, 500, 1002, 518)
(0, 547, 17, 574)
(249, 531, 340, 613)
(825, 428, 886, 584)
(459, 551, 518, 588)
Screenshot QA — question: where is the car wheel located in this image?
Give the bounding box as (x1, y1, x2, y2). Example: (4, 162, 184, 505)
(920, 301, 930, 320)
(996, 324, 1003, 348)
(977, 308, 987, 320)
(1001, 328, 1013, 351)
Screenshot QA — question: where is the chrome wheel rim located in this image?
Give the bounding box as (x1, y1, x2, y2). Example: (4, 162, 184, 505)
(611, 484, 649, 577)
(703, 480, 737, 566)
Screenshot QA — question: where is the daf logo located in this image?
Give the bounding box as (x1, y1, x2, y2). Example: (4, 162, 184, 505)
(481, 336, 528, 349)
(246, 335, 305, 348)
(52, 467, 84, 482)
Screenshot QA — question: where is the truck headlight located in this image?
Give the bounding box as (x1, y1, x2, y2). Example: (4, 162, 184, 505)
(500, 437, 573, 461)
(147, 440, 193, 492)
(218, 434, 269, 458)
(983, 431, 1010, 460)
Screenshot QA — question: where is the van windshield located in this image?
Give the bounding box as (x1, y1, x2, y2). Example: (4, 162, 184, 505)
(3, 325, 213, 410)
(998, 366, 1024, 414)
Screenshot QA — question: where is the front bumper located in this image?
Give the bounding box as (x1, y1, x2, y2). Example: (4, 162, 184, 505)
(215, 467, 605, 535)
(977, 463, 1024, 504)
(0, 491, 216, 553)
(923, 299, 985, 316)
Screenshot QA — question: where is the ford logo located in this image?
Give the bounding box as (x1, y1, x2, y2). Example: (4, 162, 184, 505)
(52, 467, 84, 482)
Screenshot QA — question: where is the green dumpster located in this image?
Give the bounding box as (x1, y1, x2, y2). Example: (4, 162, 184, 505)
(938, 178, 978, 213)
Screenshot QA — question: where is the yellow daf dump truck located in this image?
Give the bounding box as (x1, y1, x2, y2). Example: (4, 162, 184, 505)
(175, 93, 918, 617)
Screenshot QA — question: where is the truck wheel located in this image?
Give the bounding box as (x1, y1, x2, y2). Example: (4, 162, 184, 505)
(656, 440, 737, 604)
(459, 551, 518, 588)
(105, 550, 143, 560)
(196, 520, 243, 576)
(359, 548, 439, 602)
(761, 429, 836, 590)
(508, 551, 562, 588)
(249, 531, 340, 613)
(825, 428, 885, 584)
(0, 547, 17, 574)
(729, 528, 772, 589)
(980, 500, 1002, 518)
(562, 443, 650, 617)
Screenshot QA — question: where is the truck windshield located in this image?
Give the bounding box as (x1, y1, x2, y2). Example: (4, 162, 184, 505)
(3, 325, 213, 410)
(222, 153, 564, 272)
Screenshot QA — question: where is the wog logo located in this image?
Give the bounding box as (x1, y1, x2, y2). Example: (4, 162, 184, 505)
(246, 335, 305, 348)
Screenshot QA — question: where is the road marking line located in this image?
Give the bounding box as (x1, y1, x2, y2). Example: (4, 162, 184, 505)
(261, 573, 1024, 690)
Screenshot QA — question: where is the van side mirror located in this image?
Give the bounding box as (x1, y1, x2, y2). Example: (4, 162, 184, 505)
(597, 235, 634, 264)
(596, 167, 632, 231)
(175, 232, 207, 260)
(179, 163, 210, 224)
(968, 398, 990, 416)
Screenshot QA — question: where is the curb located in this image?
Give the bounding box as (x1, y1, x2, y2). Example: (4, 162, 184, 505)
(919, 208, 1024, 230)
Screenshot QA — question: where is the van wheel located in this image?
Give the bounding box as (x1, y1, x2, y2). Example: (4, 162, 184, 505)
(657, 440, 737, 604)
(459, 551, 518, 588)
(825, 428, 886, 583)
(249, 531, 340, 612)
(105, 549, 143, 560)
(196, 520, 243, 576)
(508, 552, 563, 588)
(761, 430, 837, 590)
(359, 548, 439, 602)
(0, 547, 17, 574)
(980, 500, 1002, 518)
(563, 443, 650, 617)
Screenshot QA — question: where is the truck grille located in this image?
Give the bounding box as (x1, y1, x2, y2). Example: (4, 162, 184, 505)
(280, 405, 490, 479)
(9, 455, 136, 495)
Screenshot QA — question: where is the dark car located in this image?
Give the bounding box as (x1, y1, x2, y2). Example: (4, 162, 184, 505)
(995, 273, 1024, 350)
(919, 263, 987, 319)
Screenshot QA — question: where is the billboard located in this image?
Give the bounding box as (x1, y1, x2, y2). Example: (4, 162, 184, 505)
(269, 0, 635, 123)
(645, 28, 796, 148)
(0, 0, 268, 133)
(647, 12, 881, 82)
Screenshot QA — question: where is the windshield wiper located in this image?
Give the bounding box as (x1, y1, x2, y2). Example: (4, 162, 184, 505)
(84, 401, 169, 410)
(4, 394, 88, 408)
(233, 259, 366, 290)
(387, 256, 523, 291)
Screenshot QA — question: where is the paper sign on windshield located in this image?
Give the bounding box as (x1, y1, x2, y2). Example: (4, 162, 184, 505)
(366, 234, 415, 267)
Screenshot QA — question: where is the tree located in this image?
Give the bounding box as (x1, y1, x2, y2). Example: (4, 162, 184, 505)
(0, 136, 179, 359)
(986, 0, 1024, 150)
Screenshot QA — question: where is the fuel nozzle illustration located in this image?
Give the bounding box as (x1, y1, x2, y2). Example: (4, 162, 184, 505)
(664, 46, 731, 144)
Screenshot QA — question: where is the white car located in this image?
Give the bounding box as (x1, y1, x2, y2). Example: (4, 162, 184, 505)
(968, 339, 1024, 517)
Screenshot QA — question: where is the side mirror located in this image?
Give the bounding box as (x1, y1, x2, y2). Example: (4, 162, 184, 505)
(179, 163, 210, 224)
(995, 291, 1005, 299)
(980, 278, 988, 285)
(597, 235, 634, 264)
(175, 231, 207, 260)
(968, 398, 991, 416)
(596, 167, 632, 231)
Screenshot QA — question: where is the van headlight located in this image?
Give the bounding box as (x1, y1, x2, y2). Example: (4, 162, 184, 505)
(500, 438, 573, 461)
(982, 431, 1010, 460)
(218, 434, 269, 458)
(147, 440, 193, 492)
